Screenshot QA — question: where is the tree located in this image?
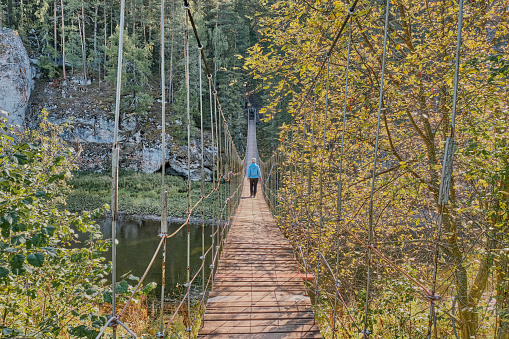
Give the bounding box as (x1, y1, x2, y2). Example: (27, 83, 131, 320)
(105, 27, 153, 115)
(0, 112, 110, 337)
(246, 0, 509, 337)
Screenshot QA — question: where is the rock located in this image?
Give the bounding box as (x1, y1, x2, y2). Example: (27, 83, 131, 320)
(0, 28, 34, 127)
(25, 69, 220, 178)
(142, 145, 162, 173)
(70, 76, 91, 86)
(165, 140, 214, 181)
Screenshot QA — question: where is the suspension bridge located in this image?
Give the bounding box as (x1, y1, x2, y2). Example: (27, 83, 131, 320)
(197, 120, 321, 338)
(93, 0, 482, 337)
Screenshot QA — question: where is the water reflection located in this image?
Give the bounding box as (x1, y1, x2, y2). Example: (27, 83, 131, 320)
(98, 215, 213, 296)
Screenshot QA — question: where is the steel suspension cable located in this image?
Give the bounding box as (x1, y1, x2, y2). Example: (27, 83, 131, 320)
(305, 91, 316, 290)
(315, 56, 330, 309)
(96, 1, 245, 335)
(332, 13, 354, 338)
(199, 43, 205, 295)
(158, 0, 168, 335)
(307, 90, 316, 198)
(214, 86, 221, 259)
(429, 1, 464, 338)
(108, 0, 126, 336)
(363, 0, 390, 335)
(299, 99, 310, 283)
(208, 75, 216, 280)
(183, 0, 240, 157)
(184, 8, 192, 336)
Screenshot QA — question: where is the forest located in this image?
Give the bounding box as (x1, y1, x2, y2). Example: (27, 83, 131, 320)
(0, 0, 274, 145)
(249, 0, 509, 338)
(0, 0, 508, 338)
(0, 0, 266, 337)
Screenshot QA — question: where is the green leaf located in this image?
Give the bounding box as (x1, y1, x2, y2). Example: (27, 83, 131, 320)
(35, 190, 46, 198)
(142, 282, 157, 295)
(48, 173, 65, 183)
(85, 287, 99, 298)
(27, 252, 45, 267)
(2, 328, 22, 336)
(102, 291, 112, 303)
(21, 197, 34, 205)
(10, 254, 26, 275)
(0, 266, 9, 278)
(10, 254, 25, 268)
(67, 324, 99, 339)
(41, 247, 57, 258)
(1, 226, 10, 238)
(12, 222, 26, 232)
(1, 214, 13, 226)
(42, 226, 56, 236)
(11, 235, 26, 246)
(31, 233, 46, 247)
(54, 156, 65, 165)
(116, 280, 129, 294)
(13, 152, 29, 165)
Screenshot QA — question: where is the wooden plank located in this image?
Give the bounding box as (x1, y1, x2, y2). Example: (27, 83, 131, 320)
(206, 301, 312, 307)
(203, 312, 315, 321)
(202, 318, 316, 327)
(198, 170, 321, 338)
(199, 334, 322, 339)
(212, 284, 306, 289)
(199, 323, 320, 334)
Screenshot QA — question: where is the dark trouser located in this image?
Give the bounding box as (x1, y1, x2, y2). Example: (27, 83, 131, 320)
(249, 178, 259, 197)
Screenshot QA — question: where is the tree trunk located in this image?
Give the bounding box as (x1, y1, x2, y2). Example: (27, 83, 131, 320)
(7, 0, 13, 27)
(77, 11, 87, 86)
(103, 0, 107, 80)
(168, 29, 174, 107)
(131, 0, 134, 36)
(81, 2, 87, 86)
(148, 0, 152, 41)
(20, 0, 24, 32)
(110, 8, 112, 41)
(53, 0, 57, 61)
(94, 3, 98, 70)
(60, 0, 66, 79)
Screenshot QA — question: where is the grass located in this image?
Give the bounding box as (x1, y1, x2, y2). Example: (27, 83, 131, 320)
(67, 171, 218, 218)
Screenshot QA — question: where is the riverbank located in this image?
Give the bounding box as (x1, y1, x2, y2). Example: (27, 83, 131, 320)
(67, 171, 216, 218)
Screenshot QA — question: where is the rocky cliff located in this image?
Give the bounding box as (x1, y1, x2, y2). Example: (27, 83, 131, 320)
(27, 80, 214, 180)
(0, 28, 34, 127)
(0, 28, 216, 180)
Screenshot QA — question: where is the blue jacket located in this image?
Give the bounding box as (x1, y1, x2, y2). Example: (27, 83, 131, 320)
(248, 163, 261, 179)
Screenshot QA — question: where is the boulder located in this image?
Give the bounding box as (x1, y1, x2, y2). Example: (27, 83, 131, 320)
(0, 28, 34, 127)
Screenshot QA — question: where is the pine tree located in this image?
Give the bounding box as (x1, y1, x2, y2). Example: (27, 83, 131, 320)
(105, 27, 153, 114)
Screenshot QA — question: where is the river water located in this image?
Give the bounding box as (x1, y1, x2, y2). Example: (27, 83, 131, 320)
(96, 215, 213, 297)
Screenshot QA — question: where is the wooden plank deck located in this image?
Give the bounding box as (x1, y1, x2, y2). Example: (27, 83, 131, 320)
(198, 178, 321, 338)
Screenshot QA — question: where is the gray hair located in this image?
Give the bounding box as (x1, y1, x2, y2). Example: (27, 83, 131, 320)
(252, 158, 256, 163)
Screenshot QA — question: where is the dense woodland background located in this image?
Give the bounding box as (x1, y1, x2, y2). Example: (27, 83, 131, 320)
(0, 0, 508, 338)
